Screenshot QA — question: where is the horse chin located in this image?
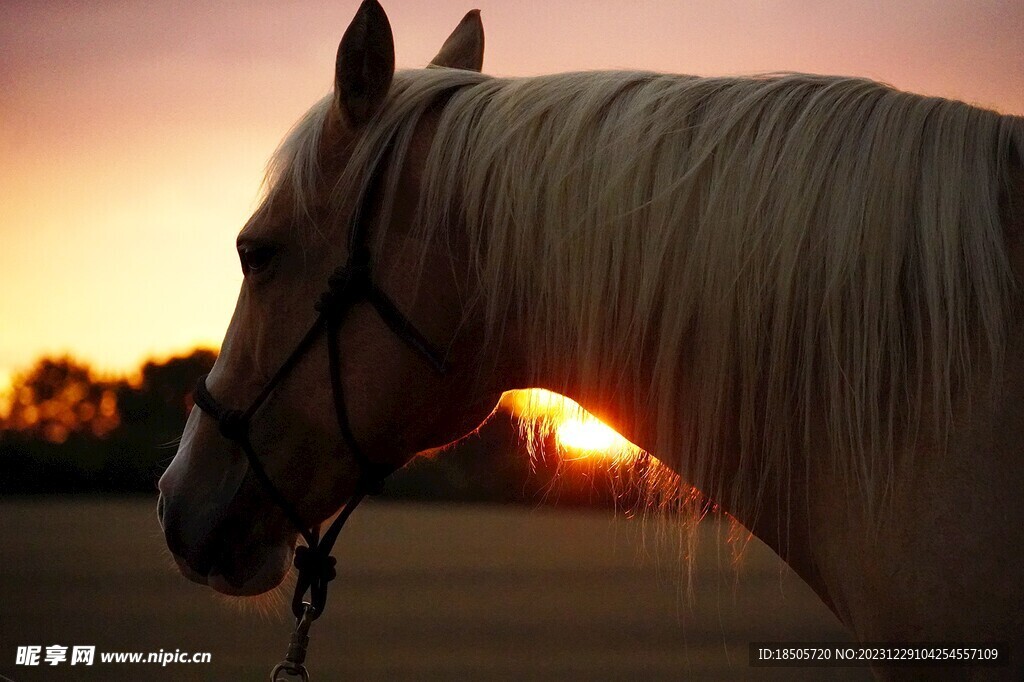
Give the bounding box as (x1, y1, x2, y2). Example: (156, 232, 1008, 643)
(207, 542, 293, 597)
(171, 541, 293, 597)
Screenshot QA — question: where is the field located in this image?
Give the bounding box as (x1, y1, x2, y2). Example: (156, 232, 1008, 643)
(0, 498, 864, 680)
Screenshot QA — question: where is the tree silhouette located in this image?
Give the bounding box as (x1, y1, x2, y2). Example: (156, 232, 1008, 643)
(0, 350, 216, 493)
(1, 356, 119, 443)
(117, 350, 217, 440)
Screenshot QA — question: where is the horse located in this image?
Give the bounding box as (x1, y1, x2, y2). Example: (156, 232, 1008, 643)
(158, 1, 1024, 677)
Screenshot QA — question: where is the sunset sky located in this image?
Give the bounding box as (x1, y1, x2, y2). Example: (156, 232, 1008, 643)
(1, 0, 1022, 392)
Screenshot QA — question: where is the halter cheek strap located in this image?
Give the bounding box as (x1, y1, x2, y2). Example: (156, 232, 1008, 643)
(189, 134, 448, 633)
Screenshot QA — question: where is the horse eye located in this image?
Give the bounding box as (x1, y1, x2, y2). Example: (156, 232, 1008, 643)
(238, 245, 276, 276)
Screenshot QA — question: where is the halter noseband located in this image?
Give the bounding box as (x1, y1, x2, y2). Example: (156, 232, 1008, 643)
(190, 133, 448, 637)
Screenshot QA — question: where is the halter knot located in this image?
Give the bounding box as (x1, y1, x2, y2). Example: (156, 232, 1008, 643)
(293, 545, 338, 583)
(313, 263, 371, 316)
(218, 409, 249, 442)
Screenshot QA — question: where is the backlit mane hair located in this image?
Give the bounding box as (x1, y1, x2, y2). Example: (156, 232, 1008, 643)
(268, 67, 1024, 531)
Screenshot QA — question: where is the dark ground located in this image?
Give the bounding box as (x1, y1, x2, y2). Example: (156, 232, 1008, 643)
(0, 498, 865, 681)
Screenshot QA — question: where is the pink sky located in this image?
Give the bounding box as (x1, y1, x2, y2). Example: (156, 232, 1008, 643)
(1, 0, 1021, 386)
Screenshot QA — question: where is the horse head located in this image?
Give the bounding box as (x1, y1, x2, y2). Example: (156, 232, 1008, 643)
(158, 1, 501, 597)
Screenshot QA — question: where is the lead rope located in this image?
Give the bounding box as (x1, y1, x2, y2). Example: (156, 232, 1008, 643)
(269, 488, 369, 682)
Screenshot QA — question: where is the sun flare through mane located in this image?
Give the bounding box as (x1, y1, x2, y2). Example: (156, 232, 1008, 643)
(501, 389, 643, 462)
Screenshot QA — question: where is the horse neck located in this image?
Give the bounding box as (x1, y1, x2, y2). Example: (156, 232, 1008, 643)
(429, 89, 805, 563)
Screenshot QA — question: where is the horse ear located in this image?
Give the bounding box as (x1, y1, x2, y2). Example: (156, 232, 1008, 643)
(335, 0, 395, 128)
(429, 10, 484, 72)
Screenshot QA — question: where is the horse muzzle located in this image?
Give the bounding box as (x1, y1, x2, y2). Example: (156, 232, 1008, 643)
(158, 488, 294, 596)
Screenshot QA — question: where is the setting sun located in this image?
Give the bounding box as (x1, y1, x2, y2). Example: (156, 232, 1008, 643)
(501, 389, 641, 460)
(556, 418, 632, 456)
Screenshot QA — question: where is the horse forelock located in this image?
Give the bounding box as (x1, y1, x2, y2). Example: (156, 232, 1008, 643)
(258, 69, 489, 248)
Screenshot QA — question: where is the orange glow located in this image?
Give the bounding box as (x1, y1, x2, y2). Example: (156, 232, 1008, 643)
(99, 391, 117, 418)
(21, 405, 39, 426)
(1, 376, 19, 420)
(556, 418, 632, 454)
(502, 389, 642, 461)
(1, 2, 1020, 389)
(77, 403, 96, 421)
(0, 359, 121, 438)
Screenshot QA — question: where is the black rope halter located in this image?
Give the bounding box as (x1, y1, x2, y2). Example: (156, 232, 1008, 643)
(190, 132, 448, 677)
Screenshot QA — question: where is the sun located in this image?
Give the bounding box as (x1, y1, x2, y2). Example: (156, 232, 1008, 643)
(555, 417, 631, 455)
(500, 389, 640, 460)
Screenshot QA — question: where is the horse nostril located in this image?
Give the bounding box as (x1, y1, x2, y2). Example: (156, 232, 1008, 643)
(157, 494, 166, 526)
